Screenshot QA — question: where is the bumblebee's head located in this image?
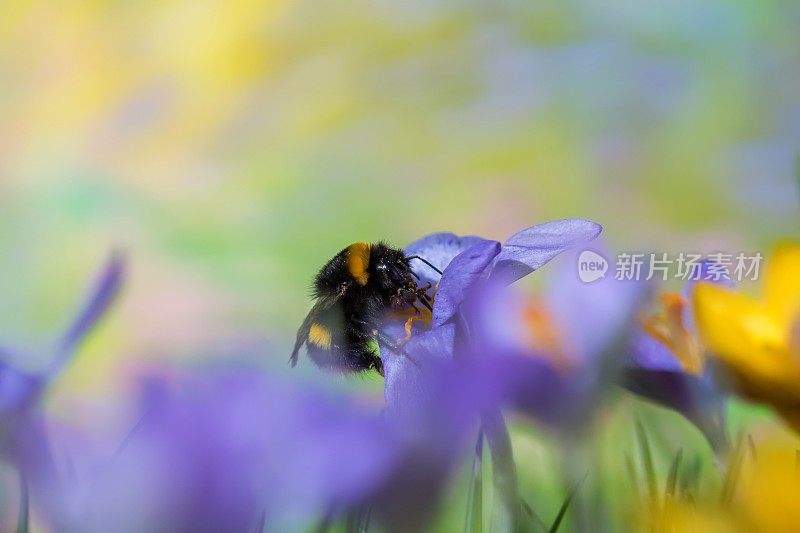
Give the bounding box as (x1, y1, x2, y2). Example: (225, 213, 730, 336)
(372, 244, 413, 292)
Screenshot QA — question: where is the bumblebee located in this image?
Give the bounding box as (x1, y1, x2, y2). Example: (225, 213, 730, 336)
(290, 242, 439, 375)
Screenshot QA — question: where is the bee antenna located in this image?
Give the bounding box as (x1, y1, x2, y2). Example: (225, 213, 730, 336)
(407, 256, 443, 276)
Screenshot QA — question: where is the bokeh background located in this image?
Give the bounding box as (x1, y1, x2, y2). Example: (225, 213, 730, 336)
(0, 1, 799, 529)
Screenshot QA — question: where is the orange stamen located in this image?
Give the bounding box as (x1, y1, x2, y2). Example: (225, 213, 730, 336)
(522, 301, 573, 371)
(641, 293, 704, 375)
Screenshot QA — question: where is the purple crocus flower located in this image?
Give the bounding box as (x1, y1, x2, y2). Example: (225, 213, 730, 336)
(622, 262, 730, 451)
(376, 243, 645, 531)
(68, 368, 405, 532)
(404, 219, 605, 327)
(388, 224, 645, 428)
(379, 220, 604, 529)
(0, 253, 124, 520)
(388, 219, 603, 357)
(65, 365, 484, 533)
(457, 248, 647, 432)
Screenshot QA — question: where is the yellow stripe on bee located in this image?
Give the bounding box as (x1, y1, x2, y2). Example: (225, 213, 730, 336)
(308, 323, 333, 349)
(346, 242, 372, 286)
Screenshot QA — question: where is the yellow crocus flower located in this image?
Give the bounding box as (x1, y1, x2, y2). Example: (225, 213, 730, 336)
(736, 440, 800, 533)
(693, 244, 800, 432)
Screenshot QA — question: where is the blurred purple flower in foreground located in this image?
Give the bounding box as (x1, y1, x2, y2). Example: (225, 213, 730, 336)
(0, 253, 124, 519)
(66, 364, 500, 533)
(462, 250, 646, 432)
(623, 262, 730, 451)
(72, 369, 406, 532)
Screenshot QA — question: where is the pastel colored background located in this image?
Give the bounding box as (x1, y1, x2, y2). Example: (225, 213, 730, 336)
(0, 1, 798, 529)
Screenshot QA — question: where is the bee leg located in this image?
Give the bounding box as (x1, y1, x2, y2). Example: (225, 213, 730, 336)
(417, 296, 433, 313)
(373, 358, 385, 377)
(374, 331, 420, 369)
(351, 318, 420, 369)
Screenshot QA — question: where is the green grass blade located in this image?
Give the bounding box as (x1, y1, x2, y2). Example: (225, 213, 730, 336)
(254, 509, 266, 533)
(312, 506, 336, 533)
(520, 499, 549, 532)
(464, 430, 484, 533)
(720, 433, 746, 507)
(345, 509, 359, 533)
(635, 420, 658, 502)
(665, 448, 683, 500)
(625, 453, 641, 503)
(679, 454, 703, 502)
(359, 506, 373, 533)
(548, 473, 586, 533)
(747, 434, 757, 462)
(483, 412, 519, 533)
(16, 473, 28, 533)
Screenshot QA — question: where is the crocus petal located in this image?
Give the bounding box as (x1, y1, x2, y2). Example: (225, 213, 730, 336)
(379, 327, 488, 533)
(0, 364, 43, 413)
(463, 354, 567, 428)
(694, 282, 800, 404)
(680, 259, 734, 336)
(626, 324, 728, 450)
(404, 233, 489, 287)
(79, 370, 406, 532)
(432, 240, 501, 328)
(622, 266, 732, 450)
(489, 219, 603, 285)
(382, 324, 457, 429)
(629, 332, 683, 372)
(764, 243, 800, 332)
(461, 280, 610, 431)
(51, 252, 125, 376)
(622, 367, 727, 451)
(546, 249, 648, 365)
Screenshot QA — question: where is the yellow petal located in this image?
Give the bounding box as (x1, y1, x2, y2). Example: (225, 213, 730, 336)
(738, 441, 800, 533)
(765, 243, 800, 332)
(693, 283, 800, 405)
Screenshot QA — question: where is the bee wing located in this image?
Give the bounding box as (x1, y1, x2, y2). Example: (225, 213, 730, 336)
(290, 309, 316, 367)
(289, 290, 347, 367)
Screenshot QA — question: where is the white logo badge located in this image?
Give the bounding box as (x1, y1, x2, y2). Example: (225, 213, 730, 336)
(577, 250, 608, 283)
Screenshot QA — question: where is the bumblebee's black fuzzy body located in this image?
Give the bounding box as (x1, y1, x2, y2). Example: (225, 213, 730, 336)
(291, 242, 422, 375)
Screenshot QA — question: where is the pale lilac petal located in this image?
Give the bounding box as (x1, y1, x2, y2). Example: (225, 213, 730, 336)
(82, 370, 405, 531)
(432, 241, 501, 328)
(382, 324, 457, 428)
(0, 364, 42, 413)
(490, 219, 603, 285)
(404, 233, 488, 287)
(461, 355, 566, 427)
(629, 332, 682, 372)
(545, 249, 649, 364)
